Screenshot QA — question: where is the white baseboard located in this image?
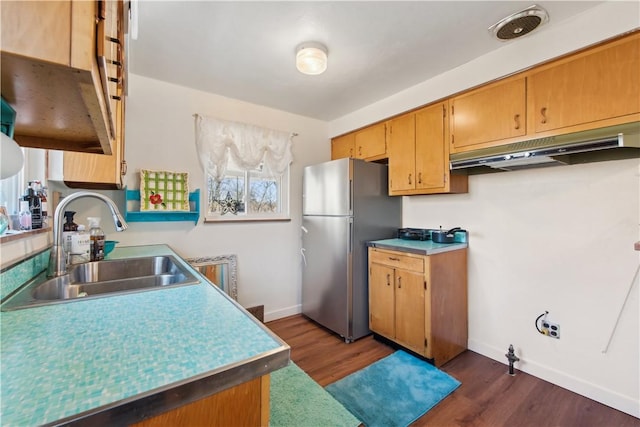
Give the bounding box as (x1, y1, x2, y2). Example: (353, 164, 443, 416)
(468, 339, 640, 419)
(264, 304, 301, 323)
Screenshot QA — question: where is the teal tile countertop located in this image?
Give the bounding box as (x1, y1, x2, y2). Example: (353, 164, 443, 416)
(369, 238, 468, 255)
(0, 244, 289, 426)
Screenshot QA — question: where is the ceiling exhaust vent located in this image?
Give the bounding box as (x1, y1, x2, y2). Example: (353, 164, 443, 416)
(489, 5, 549, 41)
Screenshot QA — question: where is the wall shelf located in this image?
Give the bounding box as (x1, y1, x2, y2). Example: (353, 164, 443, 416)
(124, 187, 200, 224)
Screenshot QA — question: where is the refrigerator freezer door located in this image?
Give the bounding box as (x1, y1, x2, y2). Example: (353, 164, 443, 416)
(301, 215, 352, 339)
(303, 158, 351, 216)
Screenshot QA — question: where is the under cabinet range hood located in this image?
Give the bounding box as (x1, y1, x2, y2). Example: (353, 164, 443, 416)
(450, 123, 640, 173)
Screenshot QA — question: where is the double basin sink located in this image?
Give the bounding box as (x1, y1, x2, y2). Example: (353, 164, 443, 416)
(1, 255, 199, 311)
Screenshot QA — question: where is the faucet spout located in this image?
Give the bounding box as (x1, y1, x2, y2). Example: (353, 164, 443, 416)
(48, 191, 128, 278)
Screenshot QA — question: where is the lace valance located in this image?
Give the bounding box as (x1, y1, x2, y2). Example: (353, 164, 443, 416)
(194, 114, 294, 181)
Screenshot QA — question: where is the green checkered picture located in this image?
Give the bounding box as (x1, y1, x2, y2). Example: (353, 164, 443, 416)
(140, 169, 190, 211)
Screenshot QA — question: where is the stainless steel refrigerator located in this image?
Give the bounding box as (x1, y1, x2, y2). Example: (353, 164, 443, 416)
(301, 158, 402, 342)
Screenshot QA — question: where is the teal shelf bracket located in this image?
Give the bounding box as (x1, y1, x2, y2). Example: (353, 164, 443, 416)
(124, 187, 200, 224)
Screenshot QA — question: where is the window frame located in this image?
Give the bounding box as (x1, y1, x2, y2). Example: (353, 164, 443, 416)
(204, 164, 291, 223)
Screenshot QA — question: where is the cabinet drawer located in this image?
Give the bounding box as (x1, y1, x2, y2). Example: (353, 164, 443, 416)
(369, 249, 424, 273)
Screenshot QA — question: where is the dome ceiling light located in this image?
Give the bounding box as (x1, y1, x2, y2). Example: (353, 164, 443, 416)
(489, 4, 549, 41)
(296, 42, 328, 75)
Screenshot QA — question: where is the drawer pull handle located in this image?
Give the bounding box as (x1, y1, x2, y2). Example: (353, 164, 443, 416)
(388, 257, 400, 261)
(540, 107, 548, 124)
(408, 173, 412, 185)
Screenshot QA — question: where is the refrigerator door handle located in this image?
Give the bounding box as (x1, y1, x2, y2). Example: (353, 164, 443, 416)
(349, 179, 353, 214)
(301, 247, 307, 266)
(348, 219, 353, 253)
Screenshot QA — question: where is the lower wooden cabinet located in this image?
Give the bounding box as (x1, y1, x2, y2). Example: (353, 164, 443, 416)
(368, 247, 467, 366)
(132, 375, 270, 427)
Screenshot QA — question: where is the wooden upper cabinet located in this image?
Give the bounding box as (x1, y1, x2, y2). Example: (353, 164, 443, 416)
(388, 113, 416, 193)
(354, 122, 387, 160)
(1, 0, 123, 155)
(449, 32, 639, 155)
(450, 77, 526, 153)
(528, 33, 640, 135)
(415, 103, 446, 192)
(63, 0, 127, 189)
(388, 103, 467, 196)
(331, 133, 355, 160)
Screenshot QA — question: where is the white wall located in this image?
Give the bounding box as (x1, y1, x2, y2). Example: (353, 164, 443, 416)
(55, 74, 328, 321)
(329, 1, 640, 418)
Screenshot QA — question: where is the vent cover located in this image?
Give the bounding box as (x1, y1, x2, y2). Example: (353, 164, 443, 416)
(489, 5, 549, 40)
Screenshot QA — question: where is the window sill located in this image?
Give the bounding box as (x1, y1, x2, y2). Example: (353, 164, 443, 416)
(204, 216, 291, 223)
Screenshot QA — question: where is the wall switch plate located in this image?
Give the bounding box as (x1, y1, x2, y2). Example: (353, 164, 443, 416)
(542, 320, 560, 339)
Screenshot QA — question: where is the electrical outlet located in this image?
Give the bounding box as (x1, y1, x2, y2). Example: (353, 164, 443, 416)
(541, 320, 560, 339)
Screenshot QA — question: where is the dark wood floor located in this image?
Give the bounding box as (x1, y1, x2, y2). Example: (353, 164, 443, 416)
(266, 315, 640, 427)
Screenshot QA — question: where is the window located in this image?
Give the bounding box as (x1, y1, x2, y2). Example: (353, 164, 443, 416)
(195, 115, 293, 222)
(206, 157, 290, 221)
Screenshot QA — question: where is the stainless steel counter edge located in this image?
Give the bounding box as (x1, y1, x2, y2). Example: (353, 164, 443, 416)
(49, 344, 290, 426)
(369, 241, 468, 255)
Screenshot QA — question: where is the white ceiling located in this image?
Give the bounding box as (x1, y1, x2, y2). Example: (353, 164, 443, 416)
(129, 1, 604, 121)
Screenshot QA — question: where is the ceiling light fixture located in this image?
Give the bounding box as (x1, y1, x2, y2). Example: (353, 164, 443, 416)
(296, 42, 328, 75)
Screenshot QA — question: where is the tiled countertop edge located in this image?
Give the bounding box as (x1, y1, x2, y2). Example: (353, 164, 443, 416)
(50, 345, 290, 426)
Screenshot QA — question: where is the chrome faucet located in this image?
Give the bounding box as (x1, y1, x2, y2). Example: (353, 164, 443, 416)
(47, 191, 128, 277)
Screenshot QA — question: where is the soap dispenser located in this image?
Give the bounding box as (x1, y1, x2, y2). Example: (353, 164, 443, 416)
(62, 211, 78, 255)
(88, 217, 105, 261)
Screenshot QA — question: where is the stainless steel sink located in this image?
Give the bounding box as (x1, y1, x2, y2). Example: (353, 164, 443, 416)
(1, 256, 199, 311)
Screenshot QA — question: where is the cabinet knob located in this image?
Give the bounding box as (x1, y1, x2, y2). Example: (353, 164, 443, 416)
(540, 107, 548, 124)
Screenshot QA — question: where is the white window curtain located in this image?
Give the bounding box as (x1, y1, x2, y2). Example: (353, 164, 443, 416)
(194, 114, 293, 181)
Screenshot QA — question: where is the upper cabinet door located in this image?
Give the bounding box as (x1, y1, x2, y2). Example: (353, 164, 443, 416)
(529, 34, 640, 134)
(450, 77, 526, 153)
(415, 103, 446, 191)
(354, 122, 387, 160)
(331, 133, 355, 160)
(388, 113, 416, 193)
